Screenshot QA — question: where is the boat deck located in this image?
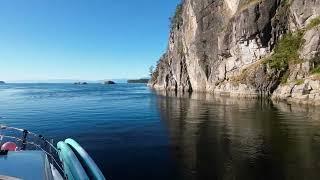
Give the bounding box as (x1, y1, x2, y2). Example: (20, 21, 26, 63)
(0, 151, 54, 180)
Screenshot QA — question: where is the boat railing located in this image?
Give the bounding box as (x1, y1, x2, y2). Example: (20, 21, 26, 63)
(0, 125, 65, 176)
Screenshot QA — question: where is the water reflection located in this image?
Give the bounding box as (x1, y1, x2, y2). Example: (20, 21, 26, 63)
(155, 91, 320, 180)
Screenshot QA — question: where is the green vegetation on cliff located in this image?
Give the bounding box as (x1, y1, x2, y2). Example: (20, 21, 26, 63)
(264, 31, 304, 71)
(239, 0, 261, 11)
(311, 66, 320, 74)
(307, 16, 320, 30)
(295, 79, 305, 85)
(265, 16, 320, 81)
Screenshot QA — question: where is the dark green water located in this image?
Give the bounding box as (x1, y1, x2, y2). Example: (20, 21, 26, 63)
(156, 91, 320, 180)
(0, 84, 320, 180)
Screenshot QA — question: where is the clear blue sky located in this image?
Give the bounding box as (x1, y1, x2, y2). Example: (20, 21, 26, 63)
(0, 0, 180, 82)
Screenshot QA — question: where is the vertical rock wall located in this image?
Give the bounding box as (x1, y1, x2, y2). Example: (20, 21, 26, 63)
(149, 0, 320, 105)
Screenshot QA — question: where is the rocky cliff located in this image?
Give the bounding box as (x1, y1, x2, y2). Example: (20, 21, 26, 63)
(149, 0, 320, 105)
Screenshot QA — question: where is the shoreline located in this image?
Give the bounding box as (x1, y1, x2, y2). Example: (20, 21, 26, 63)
(149, 86, 320, 107)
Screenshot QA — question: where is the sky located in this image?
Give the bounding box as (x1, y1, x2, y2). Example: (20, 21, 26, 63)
(0, 0, 180, 82)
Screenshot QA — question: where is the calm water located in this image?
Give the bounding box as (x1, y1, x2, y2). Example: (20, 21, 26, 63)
(0, 83, 320, 180)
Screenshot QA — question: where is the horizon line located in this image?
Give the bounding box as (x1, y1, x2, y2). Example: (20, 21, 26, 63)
(4, 78, 150, 83)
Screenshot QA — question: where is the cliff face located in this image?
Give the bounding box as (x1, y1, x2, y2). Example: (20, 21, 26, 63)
(149, 0, 320, 105)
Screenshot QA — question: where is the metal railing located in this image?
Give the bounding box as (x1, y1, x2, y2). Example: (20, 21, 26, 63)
(0, 125, 65, 176)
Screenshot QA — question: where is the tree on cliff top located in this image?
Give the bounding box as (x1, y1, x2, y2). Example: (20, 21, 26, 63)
(149, 66, 154, 77)
(169, 2, 183, 30)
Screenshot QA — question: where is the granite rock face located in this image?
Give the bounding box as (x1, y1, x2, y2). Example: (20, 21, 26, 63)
(149, 0, 320, 105)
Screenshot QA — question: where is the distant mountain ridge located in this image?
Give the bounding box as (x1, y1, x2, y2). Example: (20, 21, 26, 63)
(128, 78, 149, 83)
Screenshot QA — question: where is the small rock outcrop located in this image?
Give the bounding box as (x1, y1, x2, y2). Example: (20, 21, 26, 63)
(149, 0, 320, 105)
(74, 82, 88, 85)
(104, 81, 116, 85)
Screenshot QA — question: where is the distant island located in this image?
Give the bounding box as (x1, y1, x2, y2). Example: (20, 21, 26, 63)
(74, 82, 88, 85)
(0, 81, 5, 84)
(104, 81, 116, 85)
(127, 79, 149, 84)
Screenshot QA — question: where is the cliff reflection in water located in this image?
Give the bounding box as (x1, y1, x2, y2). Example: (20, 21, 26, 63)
(154, 91, 320, 180)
